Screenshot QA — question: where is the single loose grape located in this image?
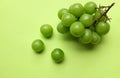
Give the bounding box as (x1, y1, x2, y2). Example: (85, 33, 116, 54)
(78, 29, 92, 44)
(57, 22, 69, 34)
(70, 22, 85, 37)
(40, 24, 53, 38)
(79, 13, 93, 27)
(95, 21, 110, 35)
(58, 8, 69, 19)
(91, 31, 101, 44)
(51, 48, 64, 63)
(84, 1, 97, 14)
(61, 13, 77, 27)
(69, 3, 84, 17)
(32, 39, 45, 53)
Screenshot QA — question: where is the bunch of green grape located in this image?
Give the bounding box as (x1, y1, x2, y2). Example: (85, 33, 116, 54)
(57, 1, 111, 45)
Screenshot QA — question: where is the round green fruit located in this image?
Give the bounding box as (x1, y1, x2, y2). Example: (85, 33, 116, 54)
(96, 21, 110, 35)
(78, 29, 92, 44)
(69, 3, 84, 17)
(70, 22, 85, 37)
(32, 39, 45, 53)
(51, 48, 64, 63)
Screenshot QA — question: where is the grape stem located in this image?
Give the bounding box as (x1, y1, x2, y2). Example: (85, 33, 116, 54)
(94, 2, 115, 25)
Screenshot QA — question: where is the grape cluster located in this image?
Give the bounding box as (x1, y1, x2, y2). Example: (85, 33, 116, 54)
(31, 1, 114, 64)
(57, 1, 111, 45)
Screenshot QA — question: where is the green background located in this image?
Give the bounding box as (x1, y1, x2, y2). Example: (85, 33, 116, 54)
(0, 0, 120, 78)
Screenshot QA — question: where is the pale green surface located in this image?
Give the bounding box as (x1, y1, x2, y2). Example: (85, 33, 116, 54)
(0, 0, 120, 78)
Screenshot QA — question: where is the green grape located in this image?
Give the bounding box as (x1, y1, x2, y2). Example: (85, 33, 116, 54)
(79, 13, 93, 27)
(61, 13, 77, 27)
(32, 39, 45, 53)
(70, 22, 85, 37)
(84, 1, 97, 14)
(40, 24, 53, 38)
(51, 48, 64, 63)
(93, 10, 106, 21)
(91, 31, 101, 44)
(69, 3, 84, 17)
(57, 22, 69, 34)
(58, 8, 69, 19)
(78, 29, 92, 44)
(95, 21, 110, 35)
